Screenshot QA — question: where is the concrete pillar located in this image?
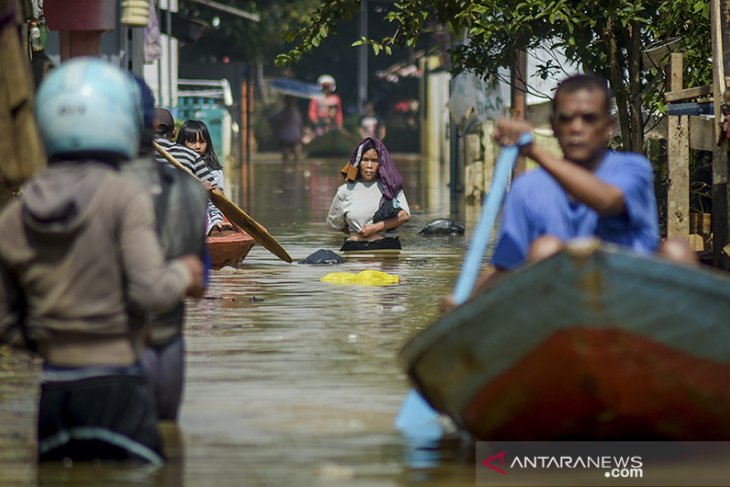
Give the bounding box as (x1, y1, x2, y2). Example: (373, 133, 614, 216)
(45, 0, 117, 60)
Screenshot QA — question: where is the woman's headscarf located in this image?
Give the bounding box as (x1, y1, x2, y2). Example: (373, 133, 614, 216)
(340, 137, 403, 200)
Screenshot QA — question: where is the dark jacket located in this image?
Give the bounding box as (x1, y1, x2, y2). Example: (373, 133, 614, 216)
(123, 157, 208, 345)
(0, 161, 191, 357)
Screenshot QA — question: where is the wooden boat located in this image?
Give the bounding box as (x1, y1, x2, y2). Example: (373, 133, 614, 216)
(207, 230, 255, 269)
(304, 128, 358, 157)
(399, 239, 730, 440)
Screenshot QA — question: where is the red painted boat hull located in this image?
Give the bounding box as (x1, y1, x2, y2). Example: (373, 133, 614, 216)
(207, 231, 255, 269)
(400, 242, 730, 440)
(462, 327, 730, 440)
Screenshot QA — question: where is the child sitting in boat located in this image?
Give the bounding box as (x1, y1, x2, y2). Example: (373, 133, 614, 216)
(326, 137, 411, 251)
(177, 120, 235, 236)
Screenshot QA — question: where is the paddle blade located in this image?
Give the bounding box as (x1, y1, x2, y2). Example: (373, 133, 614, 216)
(209, 189, 293, 263)
(395, 389, 441, 437)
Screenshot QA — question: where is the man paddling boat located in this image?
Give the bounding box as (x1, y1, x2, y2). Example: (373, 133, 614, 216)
(446, 74, 695, 307)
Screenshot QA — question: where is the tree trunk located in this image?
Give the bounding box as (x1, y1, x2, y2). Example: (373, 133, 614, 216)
(626, 20, 645, 153)
(604, 18, 632, 150)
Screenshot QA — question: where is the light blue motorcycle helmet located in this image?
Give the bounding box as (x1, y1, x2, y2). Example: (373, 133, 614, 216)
(34, 57, 143, 161)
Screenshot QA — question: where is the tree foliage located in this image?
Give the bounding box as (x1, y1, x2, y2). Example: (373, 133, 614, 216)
(278, 0, 711, 152)
(179, 0, 321, 63)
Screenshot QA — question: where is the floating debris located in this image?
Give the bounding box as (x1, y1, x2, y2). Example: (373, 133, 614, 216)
(419, 218, 465, 236)
(406, 258, 428, 267)
(300, 249, 344, 265)
(321, 270, 399, 286)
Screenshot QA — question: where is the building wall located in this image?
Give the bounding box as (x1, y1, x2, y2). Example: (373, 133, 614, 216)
(144, 0, 178, 108)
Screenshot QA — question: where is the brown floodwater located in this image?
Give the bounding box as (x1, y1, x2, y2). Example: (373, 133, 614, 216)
(0, 153, 485, 486)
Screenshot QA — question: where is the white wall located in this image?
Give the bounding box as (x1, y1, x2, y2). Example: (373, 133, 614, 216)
(143, 0, 178, 108)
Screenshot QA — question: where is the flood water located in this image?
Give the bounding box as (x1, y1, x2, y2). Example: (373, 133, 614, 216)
(0, 153, 484, 486)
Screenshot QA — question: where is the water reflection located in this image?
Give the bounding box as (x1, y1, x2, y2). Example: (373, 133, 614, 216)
(1, 152, 482, 486)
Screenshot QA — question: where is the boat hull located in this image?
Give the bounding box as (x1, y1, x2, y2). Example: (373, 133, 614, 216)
(207, 231, 255, 269)
(400, 240, 730, 440)
(462, 326, 730, 440)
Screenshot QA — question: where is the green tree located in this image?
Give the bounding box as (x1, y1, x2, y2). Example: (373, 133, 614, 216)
(278, 0, 711, 153)
(179, 0, 321, 63)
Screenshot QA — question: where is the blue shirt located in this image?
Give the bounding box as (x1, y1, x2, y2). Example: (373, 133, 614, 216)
(491, 151, 660, 270)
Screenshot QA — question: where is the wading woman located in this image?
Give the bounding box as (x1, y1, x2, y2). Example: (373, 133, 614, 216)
(326, 137, 411, 251)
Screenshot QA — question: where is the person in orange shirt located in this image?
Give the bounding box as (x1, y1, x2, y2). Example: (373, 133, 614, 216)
(308, 74, 343, 135)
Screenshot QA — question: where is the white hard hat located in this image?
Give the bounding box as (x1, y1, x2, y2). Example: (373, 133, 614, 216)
(35, 57, 142, 160)
(317, 74, 336, 91)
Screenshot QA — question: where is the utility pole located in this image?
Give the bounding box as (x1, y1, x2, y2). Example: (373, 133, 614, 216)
(358, 0, 368, 113)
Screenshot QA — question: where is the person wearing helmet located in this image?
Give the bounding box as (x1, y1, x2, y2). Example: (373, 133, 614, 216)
(308, 74, 343, 134)
(0, 58, 204, 463)
(123, 78, 209, 423)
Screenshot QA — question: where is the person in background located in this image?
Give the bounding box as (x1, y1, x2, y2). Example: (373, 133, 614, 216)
(308, 74, 343, 134)
(176, 120, 235, 236)
(0, 58, 204, 463)
(123, 78, 209, 422)
(327, 137, 411, 251)
(443, 73, 696, 309)
(153, 109, 215, 188)
(153, 109, 226, 233)
(317, 105, 341, 136)
(272, 95, 303, 164)
(359, 101, 386, 140)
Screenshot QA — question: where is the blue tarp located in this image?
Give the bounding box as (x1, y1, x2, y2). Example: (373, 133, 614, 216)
(269, 78, 323, 99)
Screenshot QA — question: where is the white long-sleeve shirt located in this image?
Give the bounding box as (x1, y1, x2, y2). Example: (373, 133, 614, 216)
(326, 180, 410, 236)
(206, 169, 226, 234)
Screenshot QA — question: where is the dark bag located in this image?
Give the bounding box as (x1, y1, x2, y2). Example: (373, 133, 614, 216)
(372, 198, 401, 223)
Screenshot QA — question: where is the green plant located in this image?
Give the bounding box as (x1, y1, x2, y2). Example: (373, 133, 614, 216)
(277, 0, 712, 154)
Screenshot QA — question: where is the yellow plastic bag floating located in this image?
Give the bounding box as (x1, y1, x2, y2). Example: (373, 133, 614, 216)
(320, 270, 399, 286)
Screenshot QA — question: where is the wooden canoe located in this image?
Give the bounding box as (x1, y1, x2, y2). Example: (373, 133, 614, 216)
(399, 239, 730, 440)
(304, 128, 358, 157)
(207, 231, 255, 269)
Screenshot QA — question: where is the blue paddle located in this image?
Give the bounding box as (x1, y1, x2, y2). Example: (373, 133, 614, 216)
(452, 131, 533, 303)
(395, 132, 534, 436)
